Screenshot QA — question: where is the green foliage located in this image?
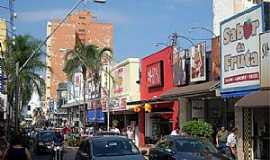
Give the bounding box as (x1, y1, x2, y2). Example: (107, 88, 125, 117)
(0, 35, 47, 106)
(182, 120, 214, 138)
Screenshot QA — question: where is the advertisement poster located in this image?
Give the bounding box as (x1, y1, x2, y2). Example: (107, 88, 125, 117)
(112, 67, 126, 95)
(146, 61, 163, 88)
(211, 37, 220, 81)
(190, 42, 206, 82)
(173, 48, 186, 86)
(220, 5, 263, 93)
(260, 32, 270, 88)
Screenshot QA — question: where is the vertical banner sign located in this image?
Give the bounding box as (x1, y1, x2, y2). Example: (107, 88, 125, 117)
(173, 47, 186, 86)
(113, 67, 126, 95)
(190, 42, 206, 82)
(220, 5, 263, 93)
(146, 61, 163, 88)
(212, 37, 221, 81)
(260, 32, 270, 88)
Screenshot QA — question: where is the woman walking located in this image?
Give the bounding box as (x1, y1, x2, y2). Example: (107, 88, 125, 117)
(3, 134, 32, 160)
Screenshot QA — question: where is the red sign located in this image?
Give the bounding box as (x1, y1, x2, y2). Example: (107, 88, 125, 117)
(146, 61, 163, 88)
(224, 72, 259, 84)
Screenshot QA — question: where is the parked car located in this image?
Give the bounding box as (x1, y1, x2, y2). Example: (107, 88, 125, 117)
(75, 136, 145, 160)
(148, 135, 231, 160)
(35, 130, 56, 154)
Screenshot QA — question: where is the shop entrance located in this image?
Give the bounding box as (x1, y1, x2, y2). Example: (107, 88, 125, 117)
(253, 108, 270, 160)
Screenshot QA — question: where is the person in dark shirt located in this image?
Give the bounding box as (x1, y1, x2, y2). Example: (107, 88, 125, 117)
(3, 134, 32, 160)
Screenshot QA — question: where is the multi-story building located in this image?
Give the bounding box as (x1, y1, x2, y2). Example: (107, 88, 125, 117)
(213, 0, 270, 35)
(0, 19, 7, 136)
(45, 11, 113, 114)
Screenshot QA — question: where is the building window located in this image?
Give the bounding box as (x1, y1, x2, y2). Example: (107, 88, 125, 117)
(78, 29, 85, 32)
(79, 16, 86, 19)
(27, 105, 31, 111)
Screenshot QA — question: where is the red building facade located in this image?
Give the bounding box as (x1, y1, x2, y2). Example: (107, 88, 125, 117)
(139, 46, 179, 146)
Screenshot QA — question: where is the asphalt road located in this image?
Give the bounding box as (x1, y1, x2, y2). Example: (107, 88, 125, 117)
(32, 146, 78, 160)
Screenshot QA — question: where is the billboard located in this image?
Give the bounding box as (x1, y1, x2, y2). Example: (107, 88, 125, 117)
(260, 32, 270, 89)
(220, 4, 264, 93)
(190, 42, 206, 82)
(212, 37, 221, 81)
(173, 48, 186, 86)
(146, 61, 164, 88)
(112, 66, 126, 95)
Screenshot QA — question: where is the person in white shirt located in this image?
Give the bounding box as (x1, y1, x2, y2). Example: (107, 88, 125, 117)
(226, 128, 238, 159)
(126, 126, 134, 141)
(171, 127, 180, 135)
(110, 125, 120, 134)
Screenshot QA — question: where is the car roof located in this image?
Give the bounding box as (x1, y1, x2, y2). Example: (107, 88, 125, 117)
(86, 135, 129, 142)
(164, 135, 202, 141)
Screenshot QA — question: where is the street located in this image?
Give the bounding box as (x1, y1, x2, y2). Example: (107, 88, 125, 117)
(32, 146, 78, 160)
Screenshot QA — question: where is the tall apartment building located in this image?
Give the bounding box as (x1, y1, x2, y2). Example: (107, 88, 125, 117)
(45, 11, 113, 112)
(213, 0, 270, 35)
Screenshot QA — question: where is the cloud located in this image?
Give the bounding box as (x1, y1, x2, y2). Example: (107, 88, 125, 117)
(18, 8, 68, 22)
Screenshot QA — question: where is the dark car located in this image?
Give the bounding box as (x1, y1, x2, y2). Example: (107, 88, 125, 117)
(75, 136, 145, 160)
(149, 135, 231, 160)
(35, 130, 56, 154)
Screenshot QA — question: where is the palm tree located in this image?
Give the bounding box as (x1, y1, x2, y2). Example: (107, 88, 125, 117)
(63, 41, 112, 124)
(0, 35, 47, 110)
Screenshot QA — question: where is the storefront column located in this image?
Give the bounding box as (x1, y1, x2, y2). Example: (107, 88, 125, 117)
(172, 100, 179, 129)
(179, 98, 189, 130)
(235, 107, 244, 160)
(139, 110, 145, 147)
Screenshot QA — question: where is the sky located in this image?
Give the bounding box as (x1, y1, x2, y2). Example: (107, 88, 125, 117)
(1, 0, 213, 62)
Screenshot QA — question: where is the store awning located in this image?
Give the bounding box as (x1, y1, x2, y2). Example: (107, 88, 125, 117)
(235, 90, 270, 108)
(61, 100, 87, 108)
(160, 81, 218, 99)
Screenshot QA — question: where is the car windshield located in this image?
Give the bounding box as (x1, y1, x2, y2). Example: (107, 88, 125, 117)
(38, 132, 55, 142)
(93, 138, 140, 157)
(176, 139, 218, 154)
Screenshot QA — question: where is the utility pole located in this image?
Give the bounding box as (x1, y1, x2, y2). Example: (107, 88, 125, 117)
(14, 62, 19, 132)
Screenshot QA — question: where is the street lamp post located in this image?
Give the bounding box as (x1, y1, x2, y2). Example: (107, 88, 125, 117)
(188, 26, 217, 40)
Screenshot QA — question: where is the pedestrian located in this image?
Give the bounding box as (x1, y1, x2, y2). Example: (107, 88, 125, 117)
(171, 127, 180, 135)
(0, 136, 9, 160)
(3, 134, 32, 160)
(216, 126, 229, 148)
(110, 125, 120, 134)
(127, 126, 135, 141)
(226, 127, 238, 159)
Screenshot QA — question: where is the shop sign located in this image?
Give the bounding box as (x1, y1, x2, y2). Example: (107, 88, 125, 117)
(260, 32, 270, 88)
(88, 80, 100, 100)
(74, 73, 81, 87)
(173, 47, 187, 86)
(146, 61, 164, 88)
(211, 37, 220, 81)
(112, 67, 126, 95)
(0, 94, 7, 119)
(220, 5, 264, 93)
(190, 42, 206, 82)
(110, 97, 127, 111)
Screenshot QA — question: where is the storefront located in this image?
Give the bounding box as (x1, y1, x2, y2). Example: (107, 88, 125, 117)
(220, 3, 270, 160)
(128, 46, 179, 147)
(103, 58, 141, 132)
(235, 90, 270, 160)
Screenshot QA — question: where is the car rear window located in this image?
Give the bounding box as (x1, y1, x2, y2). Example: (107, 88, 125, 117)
(176, 139, 218, 153)
(92, 138, 139, 157)
(38, 132, 55, 141)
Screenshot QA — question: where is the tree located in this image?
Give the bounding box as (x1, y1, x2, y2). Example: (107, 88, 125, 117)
(0, 35, 47, 109)
(63, 41, 112, 123)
